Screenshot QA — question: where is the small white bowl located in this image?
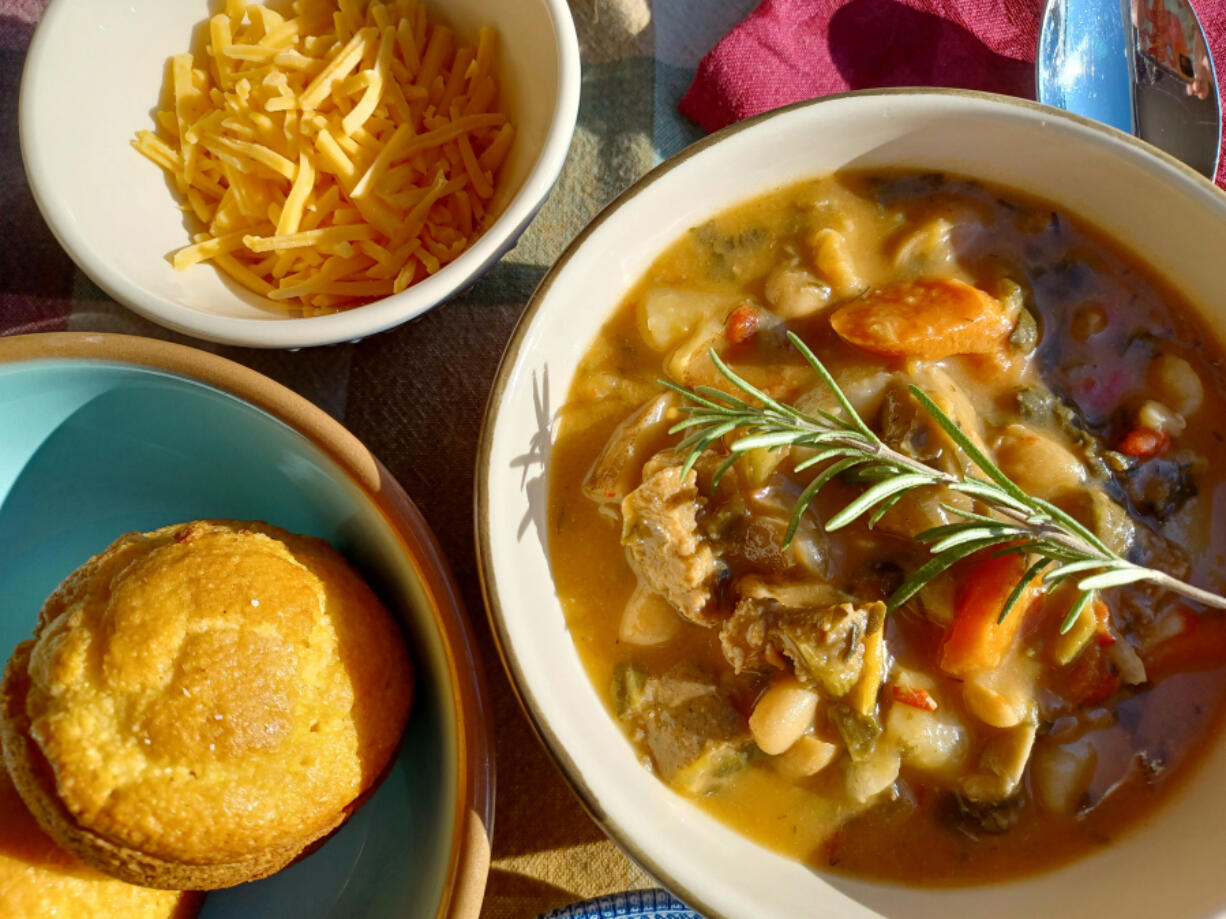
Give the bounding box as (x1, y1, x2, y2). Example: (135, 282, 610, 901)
(478, 90, 1226, 919)
(19, 0, 579, 349)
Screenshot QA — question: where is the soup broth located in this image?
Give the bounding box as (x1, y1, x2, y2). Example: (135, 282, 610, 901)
(547, 172, 1226, 884)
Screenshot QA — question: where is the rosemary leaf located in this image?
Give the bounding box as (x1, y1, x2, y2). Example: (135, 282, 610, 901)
(909, 385, 1031, 505)
(787, 331, 879, 442)
(842, 465, 898, 484)
(1060, 590, 1096, 634)
(793, 447, 858, 473)
(949, 478, 1034, 514)
(998, 559, 1050, 624)
(936, 503, 1008, 527)
(1077, 567, 1153, 591)
(709, 350, 797, 420)
(734, 430, 817, 451)
(927, 524, 1022, 555)
(826, 473, 936, 531)
(1043, 558, 1112, 583)
(867, 490, 909, 529)
(693, 385, 755, 410)
(782, 456, 873, 546)
(888, 536, 1010, 610)
(659, 380, 729, 411)
(711, 453, 740, 490)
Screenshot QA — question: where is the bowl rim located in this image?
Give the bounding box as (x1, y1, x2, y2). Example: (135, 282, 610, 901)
(475, 86, 1226, 917)
(17, 0, 582, 350)
(0, 330, 495, 919)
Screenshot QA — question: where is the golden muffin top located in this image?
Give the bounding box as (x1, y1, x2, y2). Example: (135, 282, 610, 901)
(0, 767, 200, 919)
(18, 521, 413, 865)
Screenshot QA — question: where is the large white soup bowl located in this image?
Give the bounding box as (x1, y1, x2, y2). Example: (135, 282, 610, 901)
(477, 90, 1226, 919)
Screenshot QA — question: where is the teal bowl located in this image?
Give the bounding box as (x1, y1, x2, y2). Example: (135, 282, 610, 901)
(0, 333, 493, 918)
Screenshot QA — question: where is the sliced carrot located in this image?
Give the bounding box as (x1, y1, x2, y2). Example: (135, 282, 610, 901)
(830, 278, 1015, 360)
(941, 551, 1042, 678)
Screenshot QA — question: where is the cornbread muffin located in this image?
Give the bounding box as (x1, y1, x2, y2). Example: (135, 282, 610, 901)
(0, 766, 203, 918)
(1, 520, 413, 890)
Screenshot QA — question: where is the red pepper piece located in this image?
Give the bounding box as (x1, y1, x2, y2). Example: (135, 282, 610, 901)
(891, 684, 938, 711)
(1118, 426, 1170, 458)
(724, 304, 760, 345)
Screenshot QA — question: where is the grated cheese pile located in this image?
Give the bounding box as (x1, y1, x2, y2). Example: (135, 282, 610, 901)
(133, 0, 514, 314)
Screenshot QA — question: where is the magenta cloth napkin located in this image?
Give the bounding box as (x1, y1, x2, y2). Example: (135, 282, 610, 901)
(680, 0, 1226, 188)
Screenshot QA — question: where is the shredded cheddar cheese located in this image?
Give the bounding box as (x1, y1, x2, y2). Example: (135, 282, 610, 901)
(133, 0, 514, 314)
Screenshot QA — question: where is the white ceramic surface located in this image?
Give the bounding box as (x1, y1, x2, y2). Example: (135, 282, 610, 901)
(477, 90, 1226, 919)
(19, 0, 580, 349)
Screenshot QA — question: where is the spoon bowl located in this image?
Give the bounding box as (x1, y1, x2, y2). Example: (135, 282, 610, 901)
(1037, 0, 1221, 177)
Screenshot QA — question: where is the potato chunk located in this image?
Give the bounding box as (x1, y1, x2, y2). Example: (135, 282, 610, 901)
(885, 698, 969, 776)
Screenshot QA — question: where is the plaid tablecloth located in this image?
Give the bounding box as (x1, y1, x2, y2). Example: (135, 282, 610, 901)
(0, 1, 755, 915)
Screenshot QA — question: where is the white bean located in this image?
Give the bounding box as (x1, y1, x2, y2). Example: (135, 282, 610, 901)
(773, 734, 839, 781)
(962, 662, 1038, 729)
(1137, 399, 1186, 437)
(764, 263, 830, 319)
(749, 675, 820, 755)
(618, 584, 680, 646)
(1150, 353, 1204, 416)
(846, 745, 902, 803)
(963, 680, 1025, 728)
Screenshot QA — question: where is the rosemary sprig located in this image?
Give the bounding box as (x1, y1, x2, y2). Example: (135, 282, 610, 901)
(663, 332, 1226, 630)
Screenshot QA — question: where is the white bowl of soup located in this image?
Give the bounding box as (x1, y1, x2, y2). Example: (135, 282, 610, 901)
(20, 0, 579, 348)
(477, 89, 1226, 918)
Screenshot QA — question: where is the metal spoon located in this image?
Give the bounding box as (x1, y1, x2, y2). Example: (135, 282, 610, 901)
(1037, 0, 1222, 178)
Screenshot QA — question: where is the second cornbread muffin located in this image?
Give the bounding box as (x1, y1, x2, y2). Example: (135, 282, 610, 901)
(0, 766, 203, 918)
(1, 520, 414, 890)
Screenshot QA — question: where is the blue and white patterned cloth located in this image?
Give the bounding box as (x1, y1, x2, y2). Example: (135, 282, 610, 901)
(539, 889, 704, 919)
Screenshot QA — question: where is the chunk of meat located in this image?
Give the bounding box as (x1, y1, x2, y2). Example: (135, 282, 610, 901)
(618, 663, 752, 794)
(621, 451, 723, 625)
(720, 577, 845, 674)
(830, 278, 1018, 360)
(720, 576, 885, 700)
(583, 393, 677, 505)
